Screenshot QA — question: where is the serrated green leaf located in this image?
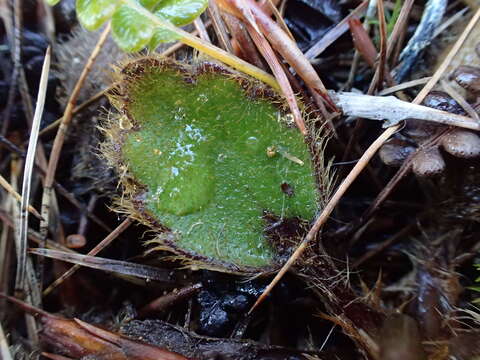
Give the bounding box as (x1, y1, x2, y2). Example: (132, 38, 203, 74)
(112, 5, 155, 52)
(148, 0, 207, 48)
(45, 0, 61, 6)
(76, 0, 119, 30)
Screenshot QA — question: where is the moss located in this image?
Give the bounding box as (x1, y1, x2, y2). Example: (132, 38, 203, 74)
(104, 58, 320, 271)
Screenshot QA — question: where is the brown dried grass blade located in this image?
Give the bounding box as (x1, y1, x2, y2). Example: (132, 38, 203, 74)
(261, 0, 294, 41)
(348, 17, 377, 67)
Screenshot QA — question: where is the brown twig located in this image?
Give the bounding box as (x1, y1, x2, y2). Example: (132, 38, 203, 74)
(138, 283, 203, 318)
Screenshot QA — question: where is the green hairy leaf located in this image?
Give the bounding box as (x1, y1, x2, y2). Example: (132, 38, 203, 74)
(48, 0, 208, 51)
(102, 58, 321, 272)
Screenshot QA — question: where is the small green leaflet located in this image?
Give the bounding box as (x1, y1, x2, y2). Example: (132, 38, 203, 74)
(44, 0, 208, 51)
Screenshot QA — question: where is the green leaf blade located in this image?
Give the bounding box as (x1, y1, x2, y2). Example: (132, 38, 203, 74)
(111, 5, 155, 52)
(76, 0, 119, 30)
(106, 59, 320, 271)
(156, 0, 208, 26)
(148, 0, 208, 47)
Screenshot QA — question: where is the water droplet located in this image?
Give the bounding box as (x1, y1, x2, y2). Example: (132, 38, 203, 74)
(197, 93, 208, 103)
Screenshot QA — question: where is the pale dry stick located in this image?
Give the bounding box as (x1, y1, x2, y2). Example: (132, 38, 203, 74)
(250, 7, 480, 313)
(40, 24, 111, 249)
(43, 217, 132, 296)
(333, 91, 480, 130)
(0, 174, 42, 219)
(15, 47, 50, 294)
(0, 322, 13, 360)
